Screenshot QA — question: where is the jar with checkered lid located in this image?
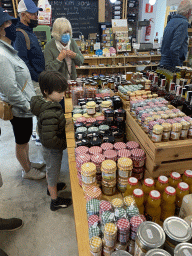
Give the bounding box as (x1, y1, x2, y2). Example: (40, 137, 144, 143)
(104, 150, 117, 161)
(117, 218, 130, 244)
(90, 236, 102, 256)
(114, 142, 126, 151)
(88, 215, 99, 228)
(102, 179, 116, 196)
(81, 162, 97, 190)
(111, 198, 124, 210)
(99, 201, 112, 220)
(101, 143, 114, 151)
(86, 199, 100, 217)
(117, 149, 131, 159)
(89, 223, 101, 239)
(89, 146, 103, 155)
(117, 157, 133, 179)
(76, 154, 91, 171)
(133, 188, 144, 215)
(131, 149, 146, 168)
(75, 146, 89, 156)
(104, 223, 117, 248)
(114, 208, 127, 221)
(84, 185, 102, 201)
(130, 215, 144, 241)
(101, 160, 117, 182)
(124, 196, 136, 207)
(124, 177, 139, 197)
(117, 177, 129, 193)
(126, 205, 140, 220)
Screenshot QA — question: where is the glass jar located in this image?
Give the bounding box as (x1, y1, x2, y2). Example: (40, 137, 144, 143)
(161, 186, 176, 221)
(81, 162, 97, 185)
(169, 172, 182, 188)
(104, 223, 117, 248)
(156, 175, 169, 195)
(187, 121, 192, 138)
(180, 121, 190, 140)
(102, 179, 116, 196)
(100, 101, 112, 114)
(162, 123, 172, 142)
(104, 109, 114, 124)
(131, 149, 146, 168)
(182, 169, 192, 193)
(170, 123, 182, 141)
(175, 182, 189, 215)
(142, 178, 155, 204)
(146, 190, 161, 223)
(133, 188, 144, 214)
(151, 124, 163, 143)
(143, 117, 154, 133)
(117, 157, 133, 178)
(124, 195, 136, 207)
(86, 101, 96, 115)
(101, 160, 117, 181)
(90, 236, 102, 256)
(117, 177, 129, 193)
(124, 177, 139, 197)
(111, 198, 124, 209)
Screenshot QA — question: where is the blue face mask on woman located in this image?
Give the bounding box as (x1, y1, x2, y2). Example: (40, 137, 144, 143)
(61, 33, 70, 44)
(4, 23, 17, 42)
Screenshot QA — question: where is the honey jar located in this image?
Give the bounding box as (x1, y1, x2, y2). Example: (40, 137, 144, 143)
(117, 157, 133, 179)
(81, 162, 97, 189)
(104, 223, 117, 248)
(180, 121, 190, 140)
(86, 101, 96, 115)
(102, 179, 116, 196)
(101, 160, 117, 181)
(111, 198, 124, 209)
(171, 123, 182, 141)
(162, 123, 172, 142)
(151, 124, 163, 143)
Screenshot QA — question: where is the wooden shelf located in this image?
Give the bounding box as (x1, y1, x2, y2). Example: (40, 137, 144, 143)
(77, 63, 159, 70)
(83, 54, 161, 60)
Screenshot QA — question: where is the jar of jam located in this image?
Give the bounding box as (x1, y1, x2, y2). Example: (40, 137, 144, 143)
(156, 175, 169, 195)
(100, 101, 112, 114)
(124, 196, 136, 207)
(124, 177, 139, 197)
(161, 186, 176, 221)
(104, 150, 117, 161)
(169, 172, 182, 188)
(104, 109, 114, 124)
(146, 190, 161, 223)
(131, 149, 146, 168)
(89, 236, 102, 256)
(143, 117, 154, 133)
(117, 177, 129, 193)
(180, 121, 190, 140)
(151, 124, 163, 143)
(81, 162, 97, 190)
(117, 157, 133, 179)
(132, 167, 144, 181)
(104, 223, 117, 248)
(142, 178, 155, 204)
(86, 101, 96, 115)
(133, 188, 144, 214)
(111, 198, 124, 209)
(114, 109, 126, 122)
(102, 179, 116, 196)
(175, 182, 189, 215)
(162, 123, 172, 142)
(101, 160, 117, 181)
(171, 123, 182, 141)
(182, 170, 192, 194)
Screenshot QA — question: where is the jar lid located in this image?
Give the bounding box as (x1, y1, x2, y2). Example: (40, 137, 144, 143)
(76, 117, 86, 123)
(114, 142, 126, 151)
(100, 200, 112, 211)
(111, 198, 124, 208)
(101, 159, 116, 171)
(133, 188, 144, 198)
(130, 215, 143, 228)
(158, 175, 169, 184)
(101, 143, 114, 151)
(89, 236, 102, 250)
(87, 118, 97, 124)
(104, 150, 117, 160)
(177, 112, 186, 117)
(75, 146, 89, 155)
(149, 190, 161, 200)
(73, 113, 83, 121)
(117, 218, 130, 231)
(118, 157, 133, 168)
(131, 148, 146, 158)
(165, 186, 176, 196)
(174, 243, 192, 256)
(181, 121, 190, 130)
(87, 101, 96, 108)
(96, 115, 105, 121)
(153, 124, 163, 134)
(128, 177, 138, 186)
(169, 113, 177, 119)
(184, 169, 192, 178)
(178, 182, 189, 191)
(88, 215, 99, 227)
(104, 223, 117, 235)
(81, 162, 96, 173)
(145, 249, 171, 256)
(144, 178, 155, 187)
(86, 199, 100, 214)
(84, 185, 102, 199)
(161, 114, 169, 120)
(101, 101, 112, 107)
(83, 113, 93, 119)
(145, 117, 154, 123)
(99, 125, 110, 131)
(161, 123, 172, 131)
(117, 149, 132, 158)
(76, 154, 91, 165)
(88, 127, 99, 133)
(153, 115, 161, 121)
(170, 172, 181, 180)
(124, 196, 136, 206)
(89, 146, 102, 155)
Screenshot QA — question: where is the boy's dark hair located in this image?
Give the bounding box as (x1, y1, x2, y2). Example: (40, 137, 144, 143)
(38, 70, 68, 97)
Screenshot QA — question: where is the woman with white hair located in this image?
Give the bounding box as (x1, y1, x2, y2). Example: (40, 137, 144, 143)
(44, 18, 84, 81)
(160, 0, 192, 69)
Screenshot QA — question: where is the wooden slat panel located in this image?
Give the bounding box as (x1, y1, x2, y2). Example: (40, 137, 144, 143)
(98, 0, 105, 23)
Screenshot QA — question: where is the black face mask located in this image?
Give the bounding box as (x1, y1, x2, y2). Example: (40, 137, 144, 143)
(4, 23, 17, 42)
(28, 19, 38, 28)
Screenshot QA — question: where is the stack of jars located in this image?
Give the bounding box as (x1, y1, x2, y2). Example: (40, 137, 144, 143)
(101, 160, 117, 196)
(76, 153, 91, 186)
(117, 158, 133, 193)
(103, 223, 117, 255)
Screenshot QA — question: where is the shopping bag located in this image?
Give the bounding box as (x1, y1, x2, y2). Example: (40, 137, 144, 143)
(0, 100, 13, 120)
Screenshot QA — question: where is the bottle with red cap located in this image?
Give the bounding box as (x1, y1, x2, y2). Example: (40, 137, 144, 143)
(169, 172, 182, 188)
(124, 177, 139, 197)
(161, 186, 176, 221)
(175, 182, 189, 216)
(142, 178, 155, 204)
(133, 188, 144, 214)
(146, 190, 161, 223)
(182, 170, 192, 193)
(156, 175, 169, 195)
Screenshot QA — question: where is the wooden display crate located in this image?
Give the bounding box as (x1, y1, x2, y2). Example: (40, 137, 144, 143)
(126, 110, 192, 178)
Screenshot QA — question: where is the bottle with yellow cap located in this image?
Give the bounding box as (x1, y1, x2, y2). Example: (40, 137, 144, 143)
(151, 124, 163, 143)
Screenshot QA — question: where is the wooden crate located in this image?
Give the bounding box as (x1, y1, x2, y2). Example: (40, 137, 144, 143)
(126, 110, 192, 178)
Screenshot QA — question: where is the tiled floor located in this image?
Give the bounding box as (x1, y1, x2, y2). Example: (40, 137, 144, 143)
(0, 119, 78, 256)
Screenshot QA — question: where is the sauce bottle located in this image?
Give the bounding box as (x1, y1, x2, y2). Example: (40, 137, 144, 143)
(146, 190, 161, 224)
(161, 186, 176, 221)
(133, 188, 144, 215)
(175, 182, 189, 216)
(156, 175, 169, 195)
(142, 178, 155, 204)
(169, 172, 182, 188)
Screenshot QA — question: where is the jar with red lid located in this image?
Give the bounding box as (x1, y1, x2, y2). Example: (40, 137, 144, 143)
(101, 143, 114, 151)
(169, 172, 182, 188)
(117, 218, 130, 244)
(104, 150, 117, 161)
(132, 167, 144, 181)
(156, 175, 169, 195)
(89, 146, 103, 155)
(124, 177, 139, 197)
(146, 190, 161, 223)
(131, 148, 146, 168)
(114, 142, 126, 151)
(126, 141, 140, 150)
(175, 182, 189, 215)
(75, 146, 89, 156)
(161, 186, 176, 221)
(117, 149, 132, 159)
(182, 170, 192, 193)
(133, 188, 144, 214)
(142, 178, 155, 204)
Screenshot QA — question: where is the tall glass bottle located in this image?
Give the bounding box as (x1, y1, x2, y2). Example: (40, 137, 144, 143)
(81, 35, 86, 54)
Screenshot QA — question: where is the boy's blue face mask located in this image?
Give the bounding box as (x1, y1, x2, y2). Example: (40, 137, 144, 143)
(61, 33, 70, 44)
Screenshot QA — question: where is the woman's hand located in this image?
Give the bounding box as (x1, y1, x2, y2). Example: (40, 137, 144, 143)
(57, 49, 67, 61)
(66, 50, 76, 59)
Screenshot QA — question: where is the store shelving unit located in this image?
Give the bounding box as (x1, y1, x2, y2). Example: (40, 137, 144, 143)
(77, 54, 161, 75)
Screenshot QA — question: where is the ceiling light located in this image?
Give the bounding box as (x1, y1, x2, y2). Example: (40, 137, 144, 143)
(110, 0, 117, 3)
(149, 0, 156, 5)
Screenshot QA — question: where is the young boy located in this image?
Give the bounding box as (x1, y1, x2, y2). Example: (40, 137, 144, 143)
(30, 70, 72, 211)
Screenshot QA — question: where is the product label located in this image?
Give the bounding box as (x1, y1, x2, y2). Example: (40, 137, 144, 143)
(188, 128, 192, 136)
(183, 249, 192, 256)
(118, 169, 129, 178)
(146, 229, 153, 239)
(87, 108, 96, 115)
(162, 131, 170, 140)
(171, 131, 180, 140)
(181, 129, 188, 138)
(102, 172, 116, 180)
(152, 133, 162, 142)
(82, 175, 95, 184)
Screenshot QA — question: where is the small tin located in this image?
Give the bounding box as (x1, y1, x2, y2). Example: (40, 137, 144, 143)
(145, 249, 171, 256)
(76, 126, 87, 134)
(174, 242, 192, 256)
(102, 135, 115, 144)
(135, 221, 166, 255)
(76, 139, 89, 147)
(75, 132, 87, 141)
